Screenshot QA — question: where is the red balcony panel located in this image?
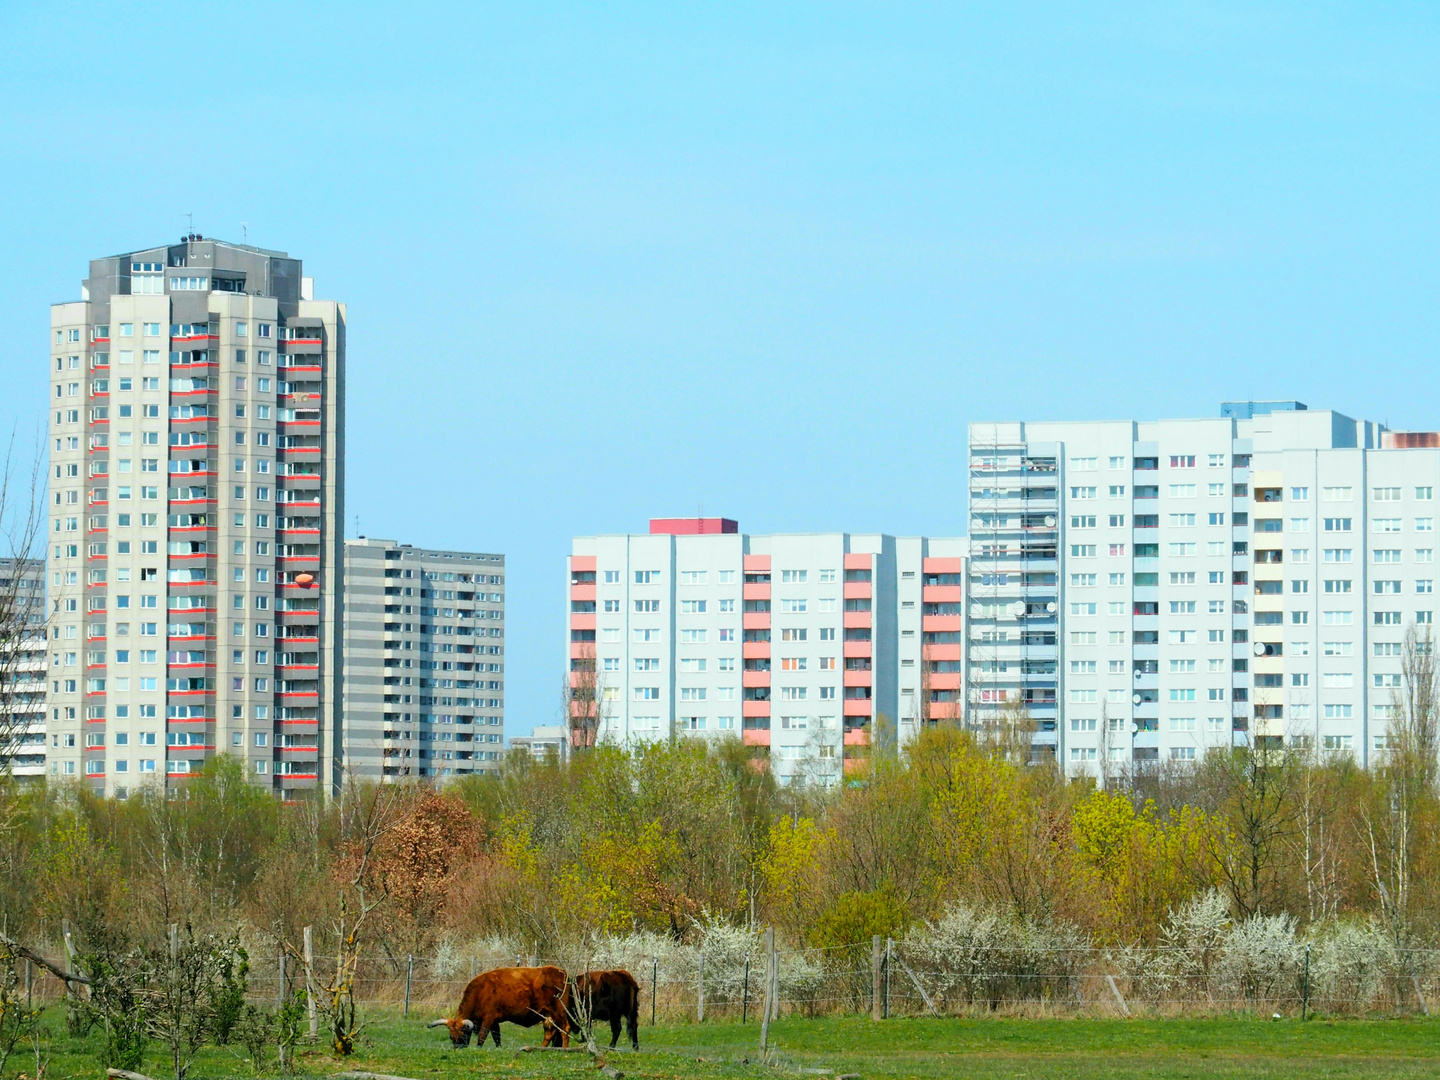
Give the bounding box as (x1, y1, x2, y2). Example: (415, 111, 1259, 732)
(843, 727, 871, 746)
(570, 613, 596, 631)
(843, 582, 872, 600)
(742, 729, 771, 747)
(923, 615, 963, 632)
(742, 700, 771, 718)
(923, 557, 963, 573)
(923, 585, 963, 602)
(842, 669, 873, 688)
(924, 643, 963, 661)
(570, 642, 596, 659)
(843, 641, 872, 659)
(742, 583, 771, 601)
(742, 670, 771, 688)
(571, 555, 597, 573)
(571, 582, 596, 602)
(743, 555, 771, 572)
(842, 757, 864, 774)
(842, 611, 872, 629)
(742, 612, 771, 630)
(742, 641, 771, 660)
(844, 698, 872, 717)
(844, 553, 873, 570)
(929, 672, 962, 691)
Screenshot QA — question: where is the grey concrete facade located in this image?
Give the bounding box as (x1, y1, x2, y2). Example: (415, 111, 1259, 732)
(1, 559, 47, 778)
(342, 539, 505, 782)
(48, 238, 344, 797)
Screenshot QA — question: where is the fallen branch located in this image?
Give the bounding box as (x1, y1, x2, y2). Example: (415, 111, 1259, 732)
(1, 932, 91, 986)
(106, 1069, 162, 1080)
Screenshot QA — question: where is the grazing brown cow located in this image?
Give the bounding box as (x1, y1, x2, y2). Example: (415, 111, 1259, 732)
(568, 969, 641, 1050)
(427, 966, 570, 1048)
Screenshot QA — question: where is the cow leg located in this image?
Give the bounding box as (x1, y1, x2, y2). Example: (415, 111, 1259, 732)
(608, 1015, 622, 1049)
(484, 1024, 499, 1048)
(627, 1007, 639, 1050)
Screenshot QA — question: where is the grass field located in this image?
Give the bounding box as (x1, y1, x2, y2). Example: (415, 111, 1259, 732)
(27, 1009, 1440, 1080)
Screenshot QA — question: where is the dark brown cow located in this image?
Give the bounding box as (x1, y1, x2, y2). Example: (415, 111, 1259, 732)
(427, 966, 570, 1048)
(567, 969, 640, 1050)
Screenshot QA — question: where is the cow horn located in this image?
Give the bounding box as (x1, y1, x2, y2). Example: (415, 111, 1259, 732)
(461, 1019, 474, 1032)
(426, 1019, 449, 1029)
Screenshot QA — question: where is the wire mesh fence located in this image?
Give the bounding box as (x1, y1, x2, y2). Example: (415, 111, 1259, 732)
(21, 937, 1438, 1021)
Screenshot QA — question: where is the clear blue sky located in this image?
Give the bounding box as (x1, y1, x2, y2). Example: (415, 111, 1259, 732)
(2, 3, 1437, 735)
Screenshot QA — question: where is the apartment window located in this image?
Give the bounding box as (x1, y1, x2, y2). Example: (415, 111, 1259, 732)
(1070, 457, 1097, 471)
(602, 570, 620, 584)
(780, 570, 807, 583)
(680, 570, 707, 585)
(1169, 455, 1196, 468)
(1169, 485, 1196, 497)
(1071, 515, 1096, 528)
(1374, 518, 1402, 534)
(1323, 518, 1352, 532)
(634, 600, 661, 613)
(1418, 487, 1434, 500)
(1108, 456, 1126, 469)
(1070, 545, 1096, 557)
(1208, 483, 1226, 496)
(1208, 512, 1226, 526)
(680, 600, 706, 614)
(1070, 486, 1097, 499)
(1108, 485, 1126, 497)
(1419, 518, 1436, 533)
(1374, 487, 1402, 502)
(1168, 514, 1196, 527)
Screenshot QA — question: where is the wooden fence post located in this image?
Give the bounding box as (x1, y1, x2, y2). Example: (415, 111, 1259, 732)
(771, 937, 780, 1022)
(871, 936, 882, 1021)
(884, 938, 893, 1019)
(304, 926, 317, 1038)
(279, 951, 287, 1007)
(404, 955, 414, 1018)
(759, 927, 774, 1057)
(697, 951, 704, 1023)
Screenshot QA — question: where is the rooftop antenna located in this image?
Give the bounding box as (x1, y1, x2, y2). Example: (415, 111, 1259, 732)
(185, 212, 193, 235)
(241, 221, 248, 243)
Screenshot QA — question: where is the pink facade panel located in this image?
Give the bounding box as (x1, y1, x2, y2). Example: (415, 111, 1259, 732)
(843, 727, 871, 746)
(743, 612, 772, 630)
(924, 643, 963, 661)
(843, 698, 872, 717)
(922, 614, 962, 632)
(929, 672, 962, 691)
(649, 517, 739, 535)
(742, 641, 771, 659)
(742, 700, 771, 718)
(842, 611, 872, 629)
(570, 582, 596, 602)
(922, 584, 962, 602)
(844, 553, 873, 570)
(743, 583, 771, 600)
(570, 613, 596, 630)
(923, 557, 963, 573)
(742, 728, 771, 746)
(842, 669, 873, 688)
(842, 582, 872, 600)
(843, 641, 872, 659)
(743, 554, 771, 572)
(742, 670, 771, 688)
(571, 555, 597, 572)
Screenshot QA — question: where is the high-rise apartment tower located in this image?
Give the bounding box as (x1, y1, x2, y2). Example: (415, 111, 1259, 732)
(968, 403, 1440, 773)
(48, 238, 344, 797)
(343, 539, 506, 782)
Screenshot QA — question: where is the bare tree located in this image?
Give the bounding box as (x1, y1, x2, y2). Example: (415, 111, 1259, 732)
(0, 429, 47, 777)
(1364, 623, 1439, 949)
(565, 644, 608, 752)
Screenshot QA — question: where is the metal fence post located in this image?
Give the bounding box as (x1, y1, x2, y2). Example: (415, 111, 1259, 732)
(278, 951, 286, 1007)
(404, 955, 414, 1018)
(1301, 943, 1310, 1021)
(871, 935, 882, 1021)
(697, 951, 705, 1023)
(651, 956, 658, 1027)
(742, 955, 750, 1023)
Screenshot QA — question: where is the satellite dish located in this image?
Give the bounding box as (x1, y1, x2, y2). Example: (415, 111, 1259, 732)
(1045, 515, 1056, 527)
(1046, 602, 1056, 613)
(1132, 693, 1143, 705)
(1254, 642, 1265, 656)
(1009, 601, 1026, 617)
(1134, 670, 1142, 680)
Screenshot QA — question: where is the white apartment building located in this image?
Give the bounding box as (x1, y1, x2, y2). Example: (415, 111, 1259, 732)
(48, 237, 343, 797)
(342, 539, 505, 782)
(0, 559, 47, 778)
(969, 402, 1437, 773)
(567, 519, 964, 784)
